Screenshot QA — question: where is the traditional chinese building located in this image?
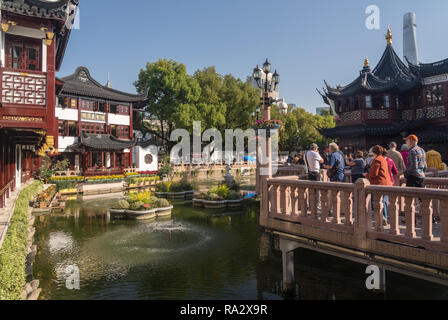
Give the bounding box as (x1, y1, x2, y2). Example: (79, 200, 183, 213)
(55, 66, 147, 176)
(0, 0, 78, 207)
(319, 28, 448, 160)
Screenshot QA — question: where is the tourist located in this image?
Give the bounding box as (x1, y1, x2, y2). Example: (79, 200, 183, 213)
(404, 135, 427, 188)
(364, 148, 375, 173)
(426, 145, 444, 171)
(383, 148, 399, 186)
(364, 145, 392, 225)
(386, 142, 405, 186)
(401, 144, 410, 168)
(324, 143, 345, 182)
(345, 151, 366, 183)
(304, 143, 324, 181)
(322, 146, 331, 165)
(293, 155, 300, 165)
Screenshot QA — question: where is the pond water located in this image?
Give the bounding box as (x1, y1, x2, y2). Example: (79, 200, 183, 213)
(33, 184, 448, 300)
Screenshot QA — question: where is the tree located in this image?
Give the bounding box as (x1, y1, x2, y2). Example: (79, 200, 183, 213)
(193, 67, 227, 131)
(219, 75, 260, 130)
(134, 59, 201, 148)
(271, 105, 335, 152)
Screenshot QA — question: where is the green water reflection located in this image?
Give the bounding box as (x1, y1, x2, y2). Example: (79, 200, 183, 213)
(33, 195, 448, 300)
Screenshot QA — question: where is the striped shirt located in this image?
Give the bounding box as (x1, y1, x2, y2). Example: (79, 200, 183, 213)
(405, 146, 427, 179)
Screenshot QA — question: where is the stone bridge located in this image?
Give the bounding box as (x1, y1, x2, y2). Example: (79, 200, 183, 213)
(260, 175, 448, 293)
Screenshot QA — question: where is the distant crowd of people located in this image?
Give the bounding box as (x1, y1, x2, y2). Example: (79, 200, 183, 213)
(297, 134, 447, 226)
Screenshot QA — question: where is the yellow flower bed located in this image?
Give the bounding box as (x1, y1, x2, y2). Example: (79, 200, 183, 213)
(50, 176, 84, 182)
(125, 172, 139, 177)
(86, 175, 125, 181)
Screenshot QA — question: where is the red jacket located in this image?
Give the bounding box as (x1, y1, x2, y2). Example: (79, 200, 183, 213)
(367, 155, 392, 186)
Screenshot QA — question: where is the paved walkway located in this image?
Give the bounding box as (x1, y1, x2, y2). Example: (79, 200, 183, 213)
(0, 181, 34, 250)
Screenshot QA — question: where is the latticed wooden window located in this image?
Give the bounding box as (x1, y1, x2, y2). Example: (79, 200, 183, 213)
(5, 35, 41, 71)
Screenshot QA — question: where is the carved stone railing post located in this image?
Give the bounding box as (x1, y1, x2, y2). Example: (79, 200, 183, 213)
(271, 184, 279, 215)
(440, 200, 448, 243)
(309, 188, 317, 219)
(320, 189, 329, 222)
(389, 195, 399, 235)
(421, 198, 433, 241)
(404, 196, 417, 238)
(342, 190, 353, 225)
(354, 179, 369, 238)
(332, 190, 341, 224)
(298, 188, 307, 217)
(291, 186, 299, 217)
(279, 185, 286, 215)
(372, 193, 383, 232)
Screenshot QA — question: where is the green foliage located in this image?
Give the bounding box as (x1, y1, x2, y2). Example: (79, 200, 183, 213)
(227, 190, 240, 200)
(114, 200, 130, 210)
(134, 59, 201, 148)
(158, 156, 173, 179)
(38, 167, 54, 183)
(54, 159, 71, 171)
(207, 193, 220, 201)
(156, 181, 194, 193)
(129, 191, 152, 204)
(0, 181, 43, 300)
(55, 181, 77, 191)
(130, 201, 145, 211)
(210, 184, 230, 199)
(191, 169, 200, 177)
(152, 198, 171, 209)
(270, 105, 336, 152)
(134, 62, 260, 152)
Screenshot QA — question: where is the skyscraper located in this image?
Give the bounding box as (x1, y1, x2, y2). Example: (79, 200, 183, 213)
(403, 12, 419, 65)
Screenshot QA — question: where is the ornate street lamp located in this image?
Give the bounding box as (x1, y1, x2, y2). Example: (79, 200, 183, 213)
(263, 59, 271, 73)
(253, 59, 281, 195)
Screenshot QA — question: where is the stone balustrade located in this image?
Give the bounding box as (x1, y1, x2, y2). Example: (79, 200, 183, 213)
(264, 176, 448, 255)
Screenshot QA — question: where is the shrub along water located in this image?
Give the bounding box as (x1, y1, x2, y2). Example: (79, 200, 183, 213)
(0, 181, 43, 300)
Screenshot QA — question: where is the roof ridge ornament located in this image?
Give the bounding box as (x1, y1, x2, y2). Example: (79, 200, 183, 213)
(364, 57, 370, 67)
(386, 26, 393, 46)
(362, 57, 371, 73)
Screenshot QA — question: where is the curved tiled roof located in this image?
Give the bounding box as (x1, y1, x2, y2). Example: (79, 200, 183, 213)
(59, 67, 147, 103)
(72, 133, 136, 151)
(1, 0, 77, 20)
(323, 45, 419, 98)
(407, 57, 448, 78)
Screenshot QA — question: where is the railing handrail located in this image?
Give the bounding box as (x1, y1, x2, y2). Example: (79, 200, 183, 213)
(0, 179, 14, 195)
(366, 184, 448, 200)
(268, 177, 354, 190)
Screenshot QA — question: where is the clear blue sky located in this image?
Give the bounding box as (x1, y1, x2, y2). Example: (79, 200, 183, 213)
(59, 0, 448, 114)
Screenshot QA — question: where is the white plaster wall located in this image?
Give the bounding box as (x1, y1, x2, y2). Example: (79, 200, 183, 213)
(133, 145, 158, 172)
(58, 137, 78, 152)
(108, 113, 130, 126)
(56, 107, 79, 121)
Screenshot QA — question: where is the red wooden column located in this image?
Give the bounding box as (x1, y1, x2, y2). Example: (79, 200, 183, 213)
(0, 137, 4, 208)
(9, 142, 15, 191)
(46, 29, 58, 145)
(83, 151, 89, 176)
